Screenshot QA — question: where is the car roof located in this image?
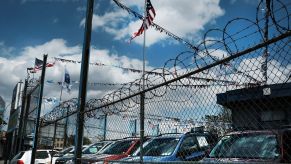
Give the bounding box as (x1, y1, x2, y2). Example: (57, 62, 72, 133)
(227, 129, 280, 135)
(158, 133, 182, 137)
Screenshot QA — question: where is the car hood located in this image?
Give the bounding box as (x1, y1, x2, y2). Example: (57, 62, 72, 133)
(56, 154, 94, 161)
(201, 157, 279, 163)
(83, 154, 128, 162)
(35, 159, 50, 163)
(57, 154, 74, 160)
(122, 156, 174, 162)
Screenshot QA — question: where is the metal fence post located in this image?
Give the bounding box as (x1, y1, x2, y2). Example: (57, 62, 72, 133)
(74, 0, 94, 163)
(31, 54, 48, 164)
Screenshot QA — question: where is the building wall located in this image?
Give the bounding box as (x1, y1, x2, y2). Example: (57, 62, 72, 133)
(0, 96, 5, 122)
(54, 138, 64, 150)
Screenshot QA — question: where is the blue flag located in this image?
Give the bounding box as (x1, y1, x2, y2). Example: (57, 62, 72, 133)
(64, 68, 71, 93)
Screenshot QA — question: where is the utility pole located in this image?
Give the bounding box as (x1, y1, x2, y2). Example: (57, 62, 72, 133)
(262, 0, 270, 84)
(17, 79, 28, 152)
(50, 122, 57, 164)
(63, 106, 68, 148)
(140, 0, 148, 162)
(103, 114, 107, 140)
(31, 54, 47, 164)
(74, 0, 94, 163)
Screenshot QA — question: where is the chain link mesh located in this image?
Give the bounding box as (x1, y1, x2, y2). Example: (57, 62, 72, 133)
(34, 0, 291, 163)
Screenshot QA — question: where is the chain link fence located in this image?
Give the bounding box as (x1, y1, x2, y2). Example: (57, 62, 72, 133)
(33, 0, 291, 163)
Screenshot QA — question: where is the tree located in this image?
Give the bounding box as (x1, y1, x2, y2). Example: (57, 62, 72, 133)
(204, 106, 232, 136)
(0, 117, 7, 130)
(83, 136, 92, 145)
(67, 135, 92, 146)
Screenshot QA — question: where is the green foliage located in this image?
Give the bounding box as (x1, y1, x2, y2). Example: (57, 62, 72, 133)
(67, 135, 92, 146)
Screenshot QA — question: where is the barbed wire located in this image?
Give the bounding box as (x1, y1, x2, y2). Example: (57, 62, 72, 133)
(41, 0, 290, 126)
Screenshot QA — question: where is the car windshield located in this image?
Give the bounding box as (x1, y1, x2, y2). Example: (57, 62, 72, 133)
(36, 151, 49, 159)
(133, 137, 180, 156)
(209, 133, 280, 159)
(99, 140, 135, 155)
(67, 146, 88, 154)
(12, 152, 25, 160)
(59, 147, 73, 154)
(82, 142, 106, 154)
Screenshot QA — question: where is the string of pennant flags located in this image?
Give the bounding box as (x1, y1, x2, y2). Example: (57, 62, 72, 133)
(41, 57, 239, 84)
(32, 57, 253, 87)
(53, 57, 160, 75)
(46, 79, 214, 88)
(46, 79, 255, 89)
(112, 0, 198, 51)
(32, 57, 163, 75)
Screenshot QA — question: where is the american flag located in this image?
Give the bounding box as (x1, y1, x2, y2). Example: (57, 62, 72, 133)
(32, 58, 54, 72)
(130, 0, 156, 41)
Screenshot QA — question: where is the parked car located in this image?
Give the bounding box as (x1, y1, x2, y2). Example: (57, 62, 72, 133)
(121, 131, 217, 162)
(55, 141, 111, 164)
(80, 137, 144, 164)
(201, 128, 291, 163)
(10, 149, 57, 164)
(52, 146, 74, 164)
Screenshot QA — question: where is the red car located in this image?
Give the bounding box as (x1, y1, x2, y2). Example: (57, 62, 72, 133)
(81, 137, 143, 164)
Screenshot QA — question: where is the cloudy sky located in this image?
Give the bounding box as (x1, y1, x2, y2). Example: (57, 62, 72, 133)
(0, 0, 264, 122)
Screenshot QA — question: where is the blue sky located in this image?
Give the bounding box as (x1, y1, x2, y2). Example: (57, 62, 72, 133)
(0, 0, 268, 120)
(0, 0, 258, 61)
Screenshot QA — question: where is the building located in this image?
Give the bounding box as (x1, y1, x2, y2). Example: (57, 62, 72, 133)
(54, 138, 65, 150)
(0, 96, 5, 127)
(6, 81, 66, 160)
(6, 81, 23, 159)
(217, 82, 291, 130)
(0, 96, 6, 159)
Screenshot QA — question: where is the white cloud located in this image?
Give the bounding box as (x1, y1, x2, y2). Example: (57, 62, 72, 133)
(0, 38, 151, 123)
(83, 0, 224, 46)
(0, 41, 15, 58)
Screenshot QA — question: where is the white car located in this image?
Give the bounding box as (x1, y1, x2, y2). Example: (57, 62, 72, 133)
(51, 146, 73, 164)
(10, 149, 57, 164)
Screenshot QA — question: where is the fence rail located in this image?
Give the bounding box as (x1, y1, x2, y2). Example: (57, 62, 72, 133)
(32, 0, 291, 163)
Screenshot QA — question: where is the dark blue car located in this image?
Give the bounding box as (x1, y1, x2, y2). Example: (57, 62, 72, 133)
(121, 131, 217, 162)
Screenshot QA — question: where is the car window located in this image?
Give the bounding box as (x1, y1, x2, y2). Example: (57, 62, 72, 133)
(12, 152, 25, 160)
(99, 140, 135, 155)
(82, 143, 105, 154)
(133, 137, 180, 156)
(283, 131, 291, 162)
(128, 140, 140, 155)
(180, 136, 198, 152)
(209, 133, 280, 159)
(60, 147, 73, 154)
(197, 136, 209, 148)
(36, 151, 49, 159)
(49, 150, 58, 156)
(97, 142, 112, 153)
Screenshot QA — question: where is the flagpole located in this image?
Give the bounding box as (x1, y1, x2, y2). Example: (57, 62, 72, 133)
(31, 54, 48, 164)
(140, 0, 147, 163)
(51, 67, 64, 163)
(61, 67, 69, 148)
